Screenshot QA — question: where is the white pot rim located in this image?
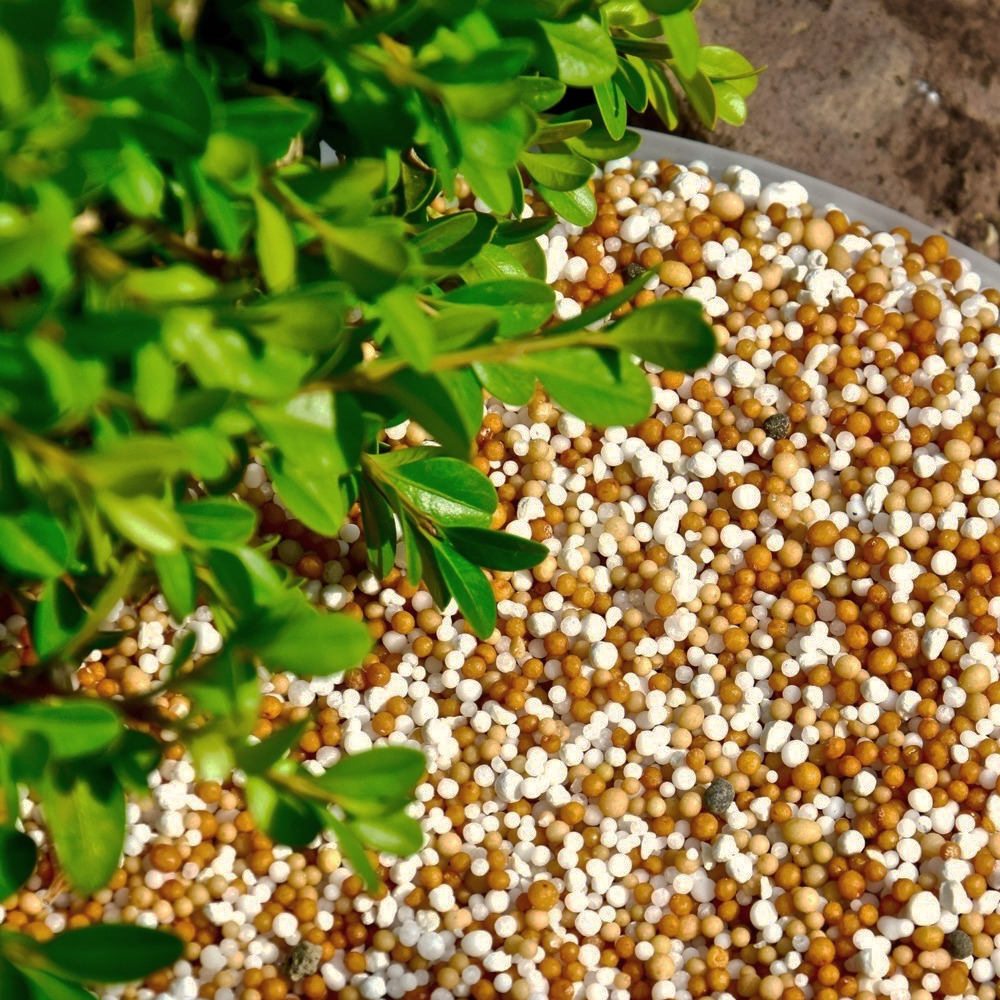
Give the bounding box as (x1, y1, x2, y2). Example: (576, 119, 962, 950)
(632, 128, 1000, 287)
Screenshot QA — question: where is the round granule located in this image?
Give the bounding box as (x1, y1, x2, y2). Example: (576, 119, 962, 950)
(762, 411, 791, 439)
(12, 154, 1000, 1000)
(944, 928, 974, 959)
(703, 777, 734, 815)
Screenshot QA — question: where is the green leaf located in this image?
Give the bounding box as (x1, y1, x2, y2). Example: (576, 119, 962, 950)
(245, 774, 325, 848)
(179, 651, 259, 726)
(644, 0, 696, 11)
(33, 580, 85, 661)
(637, 60, 680, 129)
(0, 828, 36, 899)
(267, 456, 346, 537)
(565, 124, 642, 161)
(517, 76, 566, 111)
(19, 967, 95, 1000)
(247, 605, 372, 677)
(534, 182, 597, 227)
(533, 119, 592, 144)
(179, 499, 259, 547)
(614, 59, 649, 111)
(0, 510, 70, 578)
(108, 731, 161, 794)
(521, 347, 653, 426)
(445, 526, 548, 571)
(661, 8, 700, 79)
(317, 746, 424, 806)
(0, 700, 121, 761)
(359, 480, 397, 581)
(188, 730, 236, 784)
(400, 160, 438, 218)
(373, 369, 481, 459)
(676, 68, 718, 128)
(465, 243, 530, 281)
(370, 452, 496, 528)
(237, 720, 308, 775)
(539, 17, 617, 86)
(98, 493, 187, 555)
(153, 550, 197, 620)
(221, 96, 317, 161)
(443, 279, 553, 337)
(518, 151, 594, 192)
(38, 765, 125, 896)
(82, 436, 190, 494)
(0, 956, 28, 1000)
(252, 193, 297, 293)
(353, 811, 423, 856)
(323, 222, 411, 299)
(412, 212, 497, 270)
(119, 264, 218, 304)
(109, 143, 165, 219)
(473, 361, 537, 406)
(606, 298, 716, 370)
(238, 286, 347, 351)
(713, 79, 748, 125)
(594, 78, 627, 140)
(493, 217, 558, 246)
(38, 925, 184, 983)
(426, 536, 497, 638)
(326, 815, 379, 892)
(697, 45, 762, 96)
(547, 265, 654, 334)
(0, 744, 18, 827)
(398, 514, 423, 588)
(134, 342, 177, 422)
(376, 286, 435, 371)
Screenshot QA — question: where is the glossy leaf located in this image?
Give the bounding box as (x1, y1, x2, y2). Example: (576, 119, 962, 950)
(19, 967, 95, 1000)
(359, 480, 397, 581)
(519, 151, 594, 193)
(538, 17, 617, 87)
(0, 510, 70, 578)
(533, 182, 597, 227)
(354, 811, 423, 856)
(376, 286, 435, 371)
(253, 193, 297, 293)
(604, 298, 716, 371)
(38, 765, 125, 896)
(445, 527, 548, 571)
(520, 347, 653, 426)
(443, 279, 554, 338)
(153, 550, 197, 620)
(32, 580, 85, 660)
(326, 815, 379, 892)
(247, 605, 372, 677)
(179, 499, 258, 547)
(38, 924, 184, 983)
(370, 453, 496, 527)
(237, 719, 308, 775)
(317, 746, 424, 805)
(98, 493, 187, 555)
(661, 8, 700, 79)
(426, 536, 497, 638)
(0, 828, 36, 899)
(594, 78, 627, 140)
(0, 700, 121, 761)
(245, 775, 325, 848)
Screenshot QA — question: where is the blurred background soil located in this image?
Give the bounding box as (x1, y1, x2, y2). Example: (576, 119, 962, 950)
(676, 0, 1000, 260)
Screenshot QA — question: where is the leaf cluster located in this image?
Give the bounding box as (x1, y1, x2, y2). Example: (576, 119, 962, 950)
(0, 0, 756, 985)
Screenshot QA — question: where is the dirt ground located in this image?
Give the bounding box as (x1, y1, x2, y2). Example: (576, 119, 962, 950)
(679, 0, 1000, 260)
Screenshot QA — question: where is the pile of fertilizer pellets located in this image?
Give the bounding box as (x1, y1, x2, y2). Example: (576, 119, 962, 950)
(5, 153, 1000, 1000)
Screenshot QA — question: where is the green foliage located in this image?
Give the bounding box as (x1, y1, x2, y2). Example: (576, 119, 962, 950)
(0, 0, 754, 990)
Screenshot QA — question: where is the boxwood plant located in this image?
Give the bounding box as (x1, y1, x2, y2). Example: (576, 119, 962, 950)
(0, 0, 757, 992)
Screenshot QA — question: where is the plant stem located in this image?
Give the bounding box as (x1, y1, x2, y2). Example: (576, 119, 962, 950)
(133, 0, 156, 59)
(323, 326, 603, 392)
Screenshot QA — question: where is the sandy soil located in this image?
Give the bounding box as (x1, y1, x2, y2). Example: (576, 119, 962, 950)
(679, 0, 1000, 260)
